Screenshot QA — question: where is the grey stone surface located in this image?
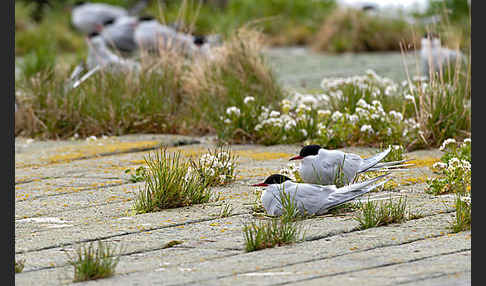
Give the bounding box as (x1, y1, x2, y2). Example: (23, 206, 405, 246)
(15, 134, 470, 285)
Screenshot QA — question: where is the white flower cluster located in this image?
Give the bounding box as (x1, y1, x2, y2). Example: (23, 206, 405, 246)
(439, 138, 457, 151)
(320, 70, 397, 98)
(254, 105, 298, 132)
(185, 151, 237, 185)
(447, 157, 471, 173)
(459, 194, 471, 206)
(278, 162, 301, 181)
(244, 96, 255, 105)
(226, 106, 241, 117)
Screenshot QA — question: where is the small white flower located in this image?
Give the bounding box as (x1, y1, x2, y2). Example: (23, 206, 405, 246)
(86, 136, 97, 141)
(389, 110, 403, 121)
(318, 109, 331, 118)
(440, 138, 457, 151)
(226, 106, 241, 117)
(243, 96, 255, 104)
(404, 94, 415, 101)
(357, 99, 368, 108)
(360, 124, 374, 134)
(224, 118, 231, 124)
(349, 114, 359, 124)
(433, 162, 447, 169)
(460, 194, 471, 205)
(463, 138, 471, 144)
(331, 111, 343, 121)
(300, 129, 308, 137)
(269, 111, 281, 118)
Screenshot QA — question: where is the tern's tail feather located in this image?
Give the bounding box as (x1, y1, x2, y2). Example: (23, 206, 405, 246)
(367, 159, 414, 171)
(326, 174, 391, 211)
(358, 148, 391, 173)
(128, 0, 149, 15)
(337, 173, 390, 193)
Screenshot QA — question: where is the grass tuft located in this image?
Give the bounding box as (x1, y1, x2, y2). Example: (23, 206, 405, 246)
(450, 194, 471, 233)
(65, 241, 121, 282)
(133, 148, 212, 214)
(242, 218, 303, 252)
(15, 259, 25, 273)
(353, 196, 408, 230)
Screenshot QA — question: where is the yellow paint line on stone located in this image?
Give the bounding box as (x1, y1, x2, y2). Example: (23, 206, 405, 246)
(407, 157, 440, 168)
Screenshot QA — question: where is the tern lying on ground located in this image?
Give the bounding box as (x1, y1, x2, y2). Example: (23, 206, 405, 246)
(290, 145, 411, 186)
(252, 173, 391, 216)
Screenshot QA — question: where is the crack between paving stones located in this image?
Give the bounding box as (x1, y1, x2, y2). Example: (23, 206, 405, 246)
(388, 270, 470, 286)
(164, 212, 459, 286)
(15, 139, 201, 171)
(15, 181, 131, 202)
(267, 249, 470, 286)
(18, 211, 459, 280)
(16, 207, 455, 255)
(20, 247, 240, 274)
(16, 212, 250, 255)
(15, 175, 125, 185)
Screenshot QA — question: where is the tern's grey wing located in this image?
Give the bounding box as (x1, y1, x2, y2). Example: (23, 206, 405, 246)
(318, 174, 391, 214)
(263, 182, 336, 216)
(261, 186, 283, 216)
(101, 16, 138, 53)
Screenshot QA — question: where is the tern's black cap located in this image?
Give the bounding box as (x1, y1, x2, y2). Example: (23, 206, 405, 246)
(193, 35, 205, 46)
(263, 174, 292, 185)
(139, 15, 155, 21)
(299, 145, 321, 157)
(103, 18, 116, 26)
(74, 1, 86, 7)
(88, 31, 100, 38)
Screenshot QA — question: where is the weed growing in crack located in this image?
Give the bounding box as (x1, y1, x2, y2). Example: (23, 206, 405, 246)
(353, 196, 408, 230)
(382, 144, 405, 162)
(451, 194, 471, 233)
(249, 187, 266, 215)
(65, 241, 121, 282)
(219, 203, 233, 218)
(15, 259, 25, 273)
(133, 148, 212, 214)
(125, 166, 147, 183)
(427, 138, 471, 196)
(242, 218, 303, 252)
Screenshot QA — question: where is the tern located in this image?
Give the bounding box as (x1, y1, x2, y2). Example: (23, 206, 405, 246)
(134, 16, 207, 58)
(252, 173, 391, 216)
(69, 32, 141, 89)
(85, 31, 140, 72)
(290, 145, 409, 186)
(101, 16, 139, 55)
(71, 0, 149, 35)
(71, 1, 128, 35)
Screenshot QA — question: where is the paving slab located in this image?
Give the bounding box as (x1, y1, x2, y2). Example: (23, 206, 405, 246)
(15, 134, 470, 285)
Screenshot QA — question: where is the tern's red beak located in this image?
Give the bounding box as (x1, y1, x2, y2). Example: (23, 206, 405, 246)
(251, 183, 268, 187)
(95, 24, 103, 32)
(289, 155, 303, 161)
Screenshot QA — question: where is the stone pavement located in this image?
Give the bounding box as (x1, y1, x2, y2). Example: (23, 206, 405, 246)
(15, 134, 471, 285)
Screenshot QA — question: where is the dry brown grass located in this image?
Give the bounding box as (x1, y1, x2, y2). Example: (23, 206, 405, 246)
(312, 8, 420, 53)
(15, 28, 285, 139)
